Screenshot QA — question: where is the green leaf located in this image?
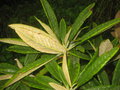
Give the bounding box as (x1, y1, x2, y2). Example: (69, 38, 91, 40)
(7, 45, 40, 54)
(45, 60, 68, 87)
(69, 50, 90, 60)
(23, 76, 56, 90)
(35, 76, 58, 89)
(76, 45, 85, 53)
(112, 59, 120, 85)
(86, 85, 120, 90)
(17, 83, 30, 90)
(24, 53, 39, 66)
(40, 0, 59, 37)
(23, 77, 52, 90)
(77, 47, 119, 87)
(97, 70, 110, 85)
(69, 3, 95, 41)
(80, 78, 100, 89)
(59, 18, 67, 42)
(6, 81, 21, 90)
(0, 63, 19, 74)
(76, 18, 120, 45)
(2, 54, 59, 89)
(68, 56, 80, 84)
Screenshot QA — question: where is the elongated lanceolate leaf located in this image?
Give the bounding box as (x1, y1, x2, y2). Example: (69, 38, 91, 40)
(76, 18, 120, 45)
(77, 47, 119, 87)
(35, 17, 58, 39)
(0, 74, 13, 80)
(62, 53, 71, 86)
(40, 0, 59, 37)
(9, 24, 66, 54)
(2, 55, 58, 88)
(112, 59, 120, 85)
(0, 63, 19, 74)
(45, 60, 68, 87)
(49, 83, 67, 90)
(59, 18, 67, 42)
(0, 38, 28, 46)
(7, 45, 40, 54)
(69, 3, 95, 41)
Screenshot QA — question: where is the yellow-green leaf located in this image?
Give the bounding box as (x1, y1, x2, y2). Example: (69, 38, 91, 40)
(0, 74, 12, 80)
(62, 53, 71, 86)
(49, 82, 68, 90)
(35, 17, 58, 39)
(0, 38, 28, 46)
(9, 24, 66, 54)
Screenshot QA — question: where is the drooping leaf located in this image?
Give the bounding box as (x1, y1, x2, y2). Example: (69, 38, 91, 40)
(2, 54, 59, 88)
(7, 45, 40, 54)
(99, 39, 113, 56)
(76, 18, 120, 45)
(112, 59, 120, 85)
(9, 24, 65, 54)
(0, 38, 28, 46)
(77, 47, 119, 87)
(69, 3, 95, 40)
(40, 0, 59, 37)
(49, 82, 67, 90)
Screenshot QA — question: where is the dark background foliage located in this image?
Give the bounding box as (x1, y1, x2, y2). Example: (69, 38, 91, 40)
(0, 0, 120, 63)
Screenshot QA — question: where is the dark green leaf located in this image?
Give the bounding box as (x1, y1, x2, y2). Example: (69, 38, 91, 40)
(97, 70, 110, 85)
(0, 63, 19, 74)
(68, 56, 80, 84)
(112, 59, 120, 85)
(24, 53, 39, 66)
(77, 47, 119, 87)
(76, 45, 85, 53)
(76, 18, 120, 45)
(69, 50, 90, 60)
(6, 81, 21, 90)
(45, 60, 68, 87)
(7, 45, 40, 54)
(17, 83, 30, 90)
(40, 0, 59, 37)
(80, 78, 100, 89)
(23, 76, 56, 90)
(59, 18, 66, 42)
(69, 3, 95, 40)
